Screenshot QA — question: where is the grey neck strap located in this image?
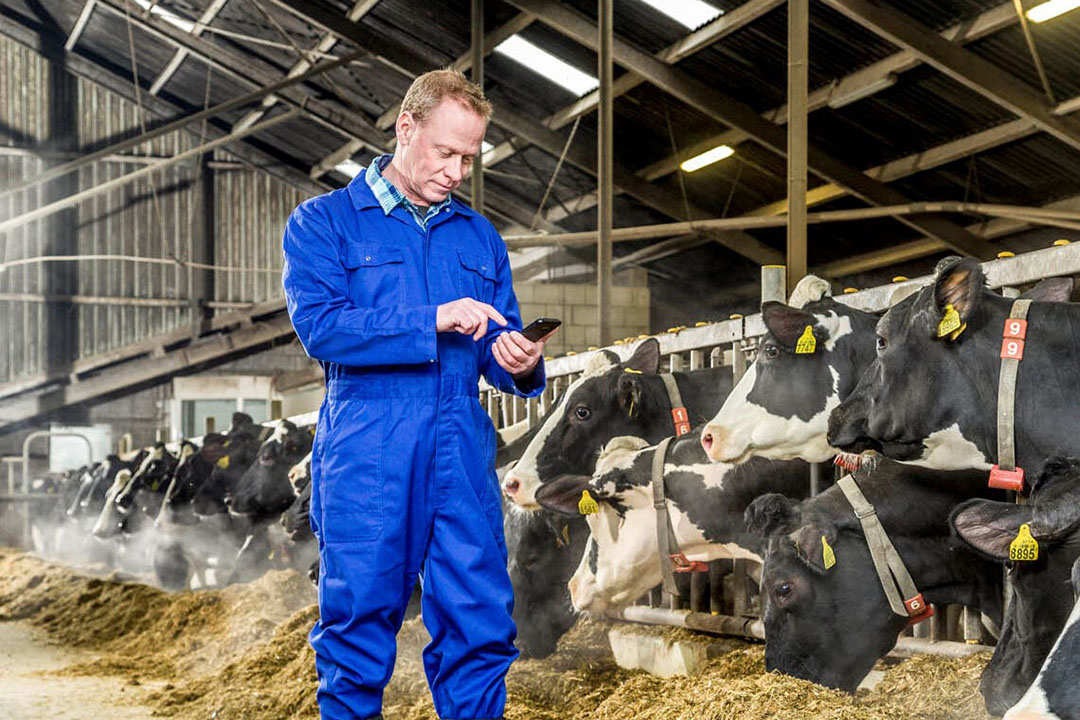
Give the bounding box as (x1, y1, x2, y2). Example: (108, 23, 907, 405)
(659, 373, 691, 436)
(836, 474, 933, 624)
(993, 298, 1032, 493)
(651, 436, 680, 599)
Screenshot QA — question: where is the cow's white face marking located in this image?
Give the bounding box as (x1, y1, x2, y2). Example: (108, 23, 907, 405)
(1002, 596, 1080, 720)
(704, 364, 841, 464)
(133, 445, 165, 481)
(503, 355, 617, 509)
(174, 443, 196, 470)
(266, 421, 289, 448)
(92, 469, 133, 537)
(288, 451, 313, 493)
(909, 423, 992, 470)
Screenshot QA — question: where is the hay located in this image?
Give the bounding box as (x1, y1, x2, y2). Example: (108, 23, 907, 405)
(0, 550, 996, 720)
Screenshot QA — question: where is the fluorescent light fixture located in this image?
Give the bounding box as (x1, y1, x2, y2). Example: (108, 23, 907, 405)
(333, 159, 364, 179)
(132, 0, 195, 33)
(826, 73, 898, 109)
(1027, 0, 1080, 21)
(494, 35, 599, 97)
(635, 0, 723, 29)
(482, 141, 494, 153)
(680, 145, 734, 172)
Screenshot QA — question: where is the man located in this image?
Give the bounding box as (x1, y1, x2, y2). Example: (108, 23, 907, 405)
(282, 70, 551, 720)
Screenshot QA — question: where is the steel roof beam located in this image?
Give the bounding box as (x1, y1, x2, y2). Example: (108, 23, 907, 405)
(504, 0, 995, 259)
(148, 0, 229, 95)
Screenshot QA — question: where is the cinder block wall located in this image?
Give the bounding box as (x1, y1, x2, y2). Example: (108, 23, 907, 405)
(515, 281, 651, 356)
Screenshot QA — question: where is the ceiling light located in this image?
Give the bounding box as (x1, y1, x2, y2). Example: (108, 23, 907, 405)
(680, 145, 734, 172)
(1027, 0, 1080, 22)
(826, 73, 898, 109)
(634, 0, 723, 30)
(333, 159, 363, 179)
(133, 0, 195, 33)
(494, 35, 599, 97)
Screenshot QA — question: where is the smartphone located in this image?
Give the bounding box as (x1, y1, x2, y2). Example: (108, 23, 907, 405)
(521, 317, 562, 342)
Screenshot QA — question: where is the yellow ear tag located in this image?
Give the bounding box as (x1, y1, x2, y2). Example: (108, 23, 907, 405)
(1009, 523, 1039, 562)
(795, 325, 817, 354)
(216, 455, 230, 469)
(578, 490, 599, 515)
(937, 304, 964, 339)
(822, 535, 836, 570)
(623, 368, 643, 374)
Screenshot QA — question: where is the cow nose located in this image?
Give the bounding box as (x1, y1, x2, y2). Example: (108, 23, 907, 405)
(701, 430, 714, 453)
(503, 478, 520, 495)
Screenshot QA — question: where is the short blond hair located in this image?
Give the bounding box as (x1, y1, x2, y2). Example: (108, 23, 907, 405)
(400, 69, 492, 124)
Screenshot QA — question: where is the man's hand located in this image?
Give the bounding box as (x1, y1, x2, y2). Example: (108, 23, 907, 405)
(493, 330, 553, 379)
(436, 298, 507, 341)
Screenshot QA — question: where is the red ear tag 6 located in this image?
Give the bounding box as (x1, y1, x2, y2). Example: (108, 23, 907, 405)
(989, 465, 1025, 491)
(1000, 338, 1025, 360)
(1003, 318, 1027, 340)
(672, 407, 691, 436)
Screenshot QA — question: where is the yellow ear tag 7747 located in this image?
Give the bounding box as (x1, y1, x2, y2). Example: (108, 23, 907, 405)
(795, 326, 817, 354)
(821, 535, 836, 570)
(1009, 523, 1039, 562)
(578, 490, 599, 515)
(937, 304, 966, 340)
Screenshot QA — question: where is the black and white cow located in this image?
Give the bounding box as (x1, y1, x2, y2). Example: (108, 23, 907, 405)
(536, 429, 809, 612)
(745, 457, 1003, 694)
(951, 456, 1080, 716)
(191, 413, 265, 517)
(503, 338, 733, 509)
(701, 276, 879, 464)
(227, 420, 314, 517)
(828, 257, 1075, 475)
(156, 435, 227, 529)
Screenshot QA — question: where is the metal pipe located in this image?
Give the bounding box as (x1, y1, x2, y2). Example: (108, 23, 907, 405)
(0, 111, 297, 236)
(597, 0, 614, 346)
(616, 605, 766, 640)
(21, 431, 93, 549)
(787, 0, 809, 294)
(761, 265, 787, 305)
(892, 636, 995, 658)
(471, 0, 485, 214)
(0, 50, 362, 203)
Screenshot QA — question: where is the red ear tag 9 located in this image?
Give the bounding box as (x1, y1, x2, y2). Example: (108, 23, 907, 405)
(1003, 318, 1027, 340)
(1000, 338, 1025, 360)
(989, 465, 1025, 491)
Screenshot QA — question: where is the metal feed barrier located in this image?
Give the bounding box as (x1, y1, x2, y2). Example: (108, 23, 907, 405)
(480, 241, 1080, 654)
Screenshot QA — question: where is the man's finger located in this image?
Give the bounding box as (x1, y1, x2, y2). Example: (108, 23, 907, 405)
(504, 331, 538, 355)
(468, 299, 507, 327)
(474, 312, 488, 341)
(501, 333, 530, 363)
(493, 339, 516, 372)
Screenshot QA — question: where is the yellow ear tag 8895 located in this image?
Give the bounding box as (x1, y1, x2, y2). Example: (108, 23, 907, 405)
(938, 304, 964, 339)
(1009, 523, 1039, 562)
(795, 326, 817, 354)
(578, 490, 599, 515)
(216, 455, 230, 469)
(821, 535, 836, 570)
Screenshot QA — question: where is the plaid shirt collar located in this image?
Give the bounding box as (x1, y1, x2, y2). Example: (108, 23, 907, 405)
(365, 154, 451, 229)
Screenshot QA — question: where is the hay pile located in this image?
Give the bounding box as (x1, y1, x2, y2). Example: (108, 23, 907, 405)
(0, 550, 995, 719)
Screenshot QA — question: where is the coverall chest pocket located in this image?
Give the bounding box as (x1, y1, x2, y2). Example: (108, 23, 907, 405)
(454, 249, 496, 304)
(343, 244, 404, 305)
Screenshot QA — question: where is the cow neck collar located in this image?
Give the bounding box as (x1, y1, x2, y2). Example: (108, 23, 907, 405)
(990, 298, 1032, 494)
(836, 474, 935, 626)
(651, 435, 706, 602)
(658, 373, 691, 436)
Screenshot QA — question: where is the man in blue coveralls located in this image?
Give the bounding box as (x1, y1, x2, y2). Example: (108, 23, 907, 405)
(281, 70, 552, 720)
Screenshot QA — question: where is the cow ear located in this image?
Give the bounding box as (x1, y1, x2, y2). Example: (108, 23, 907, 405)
(1071, 556, 1080, 599)
(616, 372, 644, 417)
(933, 257, 985, 330)
(951, 498, 1033, 560)
(586, 349, 620, 375)
(535, 475, 594, 516)
(1021, 277, 1073, 303)
(745, 494, 800, 537)
(624, 338, 661, 374)
(761, 302, 824, 350)
(792, 521, 838, 574)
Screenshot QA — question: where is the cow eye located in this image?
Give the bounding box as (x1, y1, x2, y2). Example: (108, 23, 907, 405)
(774, 582, 796, 606)
(763, 344, 780, 360)
(876, 336, 888, 353)
(574, 406, 592, 421)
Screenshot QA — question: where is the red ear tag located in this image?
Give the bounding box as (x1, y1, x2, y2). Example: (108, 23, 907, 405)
(989, 465, 1025, 491)
(671, 407, 691, 436)
(1000, 338, 1025, 360)
(670, 553, 708, 573)
(904, 594, 935, 626)
(1003, 318, 1027, 340)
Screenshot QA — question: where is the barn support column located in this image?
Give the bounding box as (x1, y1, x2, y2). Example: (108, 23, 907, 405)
(597, 0, 613, 346)
(786, 0, 809, 294)
(471, 0, 485, 213)
(192, 156, 215, 333)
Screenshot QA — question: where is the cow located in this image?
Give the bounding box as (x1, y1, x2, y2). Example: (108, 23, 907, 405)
(156, 435, 227, 529)
(1003, 558, 1080, 720)
(282, 452, 320, 586)
(535, 429, 810, 612)
(951, 456, 1080, 715)
(191, 413, 266, 517)
(69, 449, 147, 520)
(745, 457, 1003, 695)
(93, 442, 181, 539)
(828, 257, 1075, 476)
(701, 276, 879, 464)
(503, 337, 733, 509)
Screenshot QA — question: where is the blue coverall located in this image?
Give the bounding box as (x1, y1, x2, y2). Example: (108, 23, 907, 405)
(282, 171, 544, 720)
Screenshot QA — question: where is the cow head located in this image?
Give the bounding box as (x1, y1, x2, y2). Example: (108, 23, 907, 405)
(115, 442, 179, 520)
(951, 456, 1080, 714)
(505, 505, 588, 659)
(281, 452, 313, 542)
(227, 421, 314, 517)
(193, 413, 263, 517)
(503, 339, 667, 509)
(828, 258, 1073, 469)
(702, 277, 879, 464)
(157, 436, 225, 528)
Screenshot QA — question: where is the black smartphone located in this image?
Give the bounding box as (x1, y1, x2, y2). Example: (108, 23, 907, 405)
(521, 317, 562, 342)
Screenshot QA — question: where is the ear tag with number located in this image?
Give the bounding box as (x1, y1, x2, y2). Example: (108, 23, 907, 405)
(578, 490, 599, 516)
(821, 535, 836, 570)
(795, 326, 817, 354)
(216, 455, 230, 469)
(938, 304, 964, 339)
(1009, 523, 1039, 562)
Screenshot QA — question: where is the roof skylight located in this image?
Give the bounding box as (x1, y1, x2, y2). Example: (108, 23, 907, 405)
(333, 159, 364, 179)
(132, 0, 195, 33)
(634, 0, 723, 30)
(494, 35, 599, 97)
